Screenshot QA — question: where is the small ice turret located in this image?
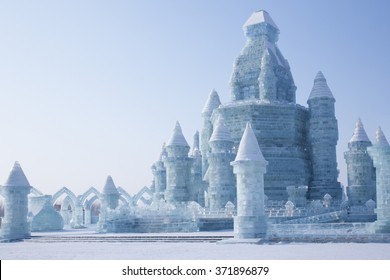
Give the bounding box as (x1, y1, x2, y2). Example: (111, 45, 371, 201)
(0, 162, 31, 240)
(231, 123, 268, 239)
(164, 121, 192, 203)
(368, 127, 390, 233)
(259, 48, 277, 102)
(151, 143, 167, 201)
(376, 126, 389, 147)
(308, 71, 340, 200)
(344, 119, 375, 205)
(189, 131, 204, 204)
(206, 117, 236, 210)
(201, 89, 221, 177)
(100, 176, 120, 210)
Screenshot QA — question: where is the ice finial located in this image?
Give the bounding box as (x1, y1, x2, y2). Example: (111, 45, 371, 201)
(202, 89, 221, 114)
(349, 118, 371, 143)
(259, 48, 277, 102)
(308, 71, 335, 100)
(234, 123, 266, 162)
(4, 161, 31, 187)
(191, 131, 201, 156)
(376, 126, 389, 147)
(158, 142, 167, 161)
(166, 121, 189, 147)
(209, 116, 233, 142)
(102, 175, 119, 195)
(243, 10, 278, 30)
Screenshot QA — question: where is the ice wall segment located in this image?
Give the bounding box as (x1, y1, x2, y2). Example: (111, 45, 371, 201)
(368, 128, 390, 233)
(232, 123, 268, 238)
(0, 162, 31, 241)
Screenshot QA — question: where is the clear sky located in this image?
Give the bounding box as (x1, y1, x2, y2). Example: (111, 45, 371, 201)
(0, 0, 389, 196)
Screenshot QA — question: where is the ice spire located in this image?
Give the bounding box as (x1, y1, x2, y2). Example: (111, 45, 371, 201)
(376, 126, 389, 146)
(349, 118, 371, 143)
(259, 48, 277, 102)
(166, 121, 189, 147)
(191, 131, 201, 156)
(4, 161, 31, 187)
(308, 71, 335, 100)
(102, 175, 119, 195)
(243, 10, 278, 30)
(158, 143, 167, 161)
(202, 89, 221, 114)
(209, 116, 232, 142)
(235, 123, 266, 162)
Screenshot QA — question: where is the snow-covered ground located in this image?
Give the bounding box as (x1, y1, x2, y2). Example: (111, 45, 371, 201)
(1, 229, 390, 260)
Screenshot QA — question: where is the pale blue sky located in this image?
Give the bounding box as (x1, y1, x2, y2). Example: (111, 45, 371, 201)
(0, 0, 389, 195)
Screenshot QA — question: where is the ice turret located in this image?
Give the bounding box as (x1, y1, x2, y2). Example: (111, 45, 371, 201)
(368, 129, 390, 232)
(0, 162, 31, 240)
(259, 48, 277, 102)
(230, 10, 295, 102)
(191, 131, 201, 157)
(308, 71, 340, 200)
(376, 127, 389, 146)
(189, 131, 204, 204)
(100, 176, 120, 210)
(344, 119, 375, 205)
(207, 117, 236, 210)
(231, 123, 268, 239)
(164, 122, 192, 203)
(201, 89, 221, 177)
(151, 143, 167, 201)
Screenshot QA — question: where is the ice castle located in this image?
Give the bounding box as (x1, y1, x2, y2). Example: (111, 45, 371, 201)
(1, 10, 390, 241)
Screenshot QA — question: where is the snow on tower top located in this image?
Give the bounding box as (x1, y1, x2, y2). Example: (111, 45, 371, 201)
(102, 175, 119, 195)
(4, 161, 31, 187)
(376, 126, 389, 146)
(202, 89, 221, 114)
(166, 121, 189, 147)
(349, 118, 371, 143)
(308, 71, 335, 100)
(244, 10, 278, 29)
(234, 123, 266, 162)
(209, 116, 233, 142)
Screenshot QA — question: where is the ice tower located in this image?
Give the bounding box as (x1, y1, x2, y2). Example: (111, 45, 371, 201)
(100, 176, 120, 209)
(0, 162, 31, 240)
(189, 131, 204, 204)
(232, 123, 268, 238)
(151, 143, 167, 201)
(205, 117, 236, 210)
(308, 71, 340, 199)
(344, 119, 375, 205)
(368, 128, 390, 233)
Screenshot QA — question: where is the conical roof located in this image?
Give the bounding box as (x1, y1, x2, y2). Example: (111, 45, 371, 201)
(202, 89, 221, 114)
(234, 123, 266, 162)
(166, 121, 189, 147)
(209, 116, 232, 142)
(349, 118, 371, 143)
(102, 176, 119, 195)
(308, 71, 335, 100)
(4, 161, 31, 187)
(244, 10, 278, 30)
(376, 126, 389, 146)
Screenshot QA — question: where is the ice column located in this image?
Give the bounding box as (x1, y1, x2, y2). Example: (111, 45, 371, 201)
(164, 121, 191, 203)
(207, 117, 236, 210)
(344, 119, 375, 205)
(201, 89, 221, 177)
(151, 143, 167, 201)
(0, 162, 31, 240)
(368, 127, 390, 233)
(231, 123, 268, 238)
(189, 131, 205, 205)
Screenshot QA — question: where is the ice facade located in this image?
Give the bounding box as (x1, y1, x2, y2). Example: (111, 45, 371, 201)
(1, 9, 389, 241)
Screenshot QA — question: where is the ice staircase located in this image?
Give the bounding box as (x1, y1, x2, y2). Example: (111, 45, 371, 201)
(26, 235, 233, 243)
(281, 210, 345, 224)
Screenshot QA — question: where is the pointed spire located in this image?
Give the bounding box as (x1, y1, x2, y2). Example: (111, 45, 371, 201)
(158, 142, 167, 161)
(209, 116, 233, 142)
(349, 118, 371, 143)
(244, 10, 278, 30)
(191, 131, 201, 156)
(308, 71, 335, 100)
(234, 123, 266, 162)
(102, 175, 119, 195)
(202, 89, 221, 114)
(376, 126, 389, 147)
(4, 161, 31, 187)
(166, 121, 189, 147)
(259, 48, 277, 102)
